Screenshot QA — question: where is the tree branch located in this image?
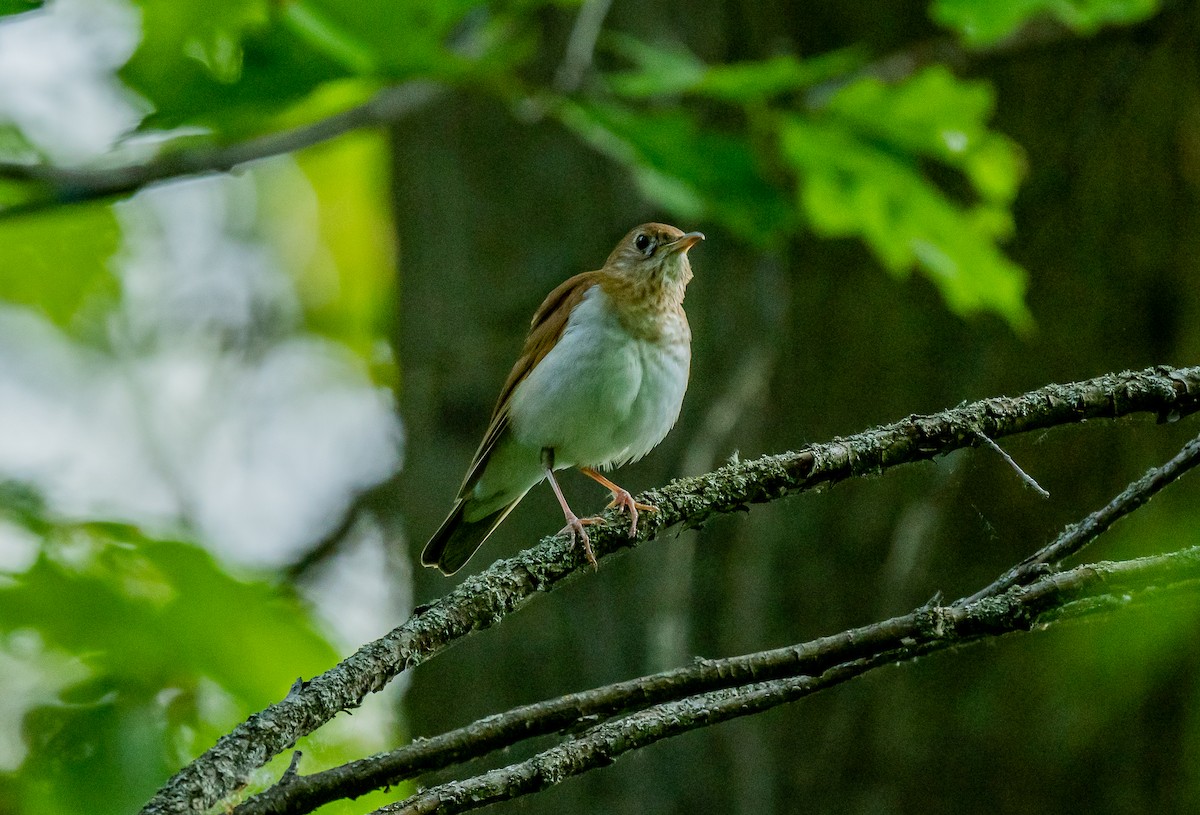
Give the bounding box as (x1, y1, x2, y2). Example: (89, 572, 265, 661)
(0, 81, 443, 218)
(378, 549, 1200, 815)
(230, 424, 1200, 815)
(138, 364, 1200, 815)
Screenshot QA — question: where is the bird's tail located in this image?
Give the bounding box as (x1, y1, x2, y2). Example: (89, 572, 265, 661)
(421, 498, 522, 575)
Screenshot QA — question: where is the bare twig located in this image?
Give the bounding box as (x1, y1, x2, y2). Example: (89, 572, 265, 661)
(0, 82, 444, 218)
(280, 752, 303, 784)
(973, 430, 1050, 497)
(554, 0, 614, 92)
(139, 364, 1200, 815)
(961, 429, 1200, 604)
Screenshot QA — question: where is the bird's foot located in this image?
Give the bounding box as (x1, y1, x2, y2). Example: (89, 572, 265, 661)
(559, 514, 601, 570)
(605, 488, 657, 538)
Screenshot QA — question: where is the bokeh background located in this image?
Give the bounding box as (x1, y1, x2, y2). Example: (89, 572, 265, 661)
(1, 0, 1199, 813)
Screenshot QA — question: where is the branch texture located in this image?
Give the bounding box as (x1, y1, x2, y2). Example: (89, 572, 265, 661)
(140, 364, 1200, 815)
(235, 427, 1200, 815)
(380, 548, 1200, 815)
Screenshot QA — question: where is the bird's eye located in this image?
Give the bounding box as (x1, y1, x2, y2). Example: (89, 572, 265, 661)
(634, 234, 653, 253)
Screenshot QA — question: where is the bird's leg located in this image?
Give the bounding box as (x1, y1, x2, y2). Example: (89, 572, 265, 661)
(579, 467, 657, 538)
(542, 449, 598, 569)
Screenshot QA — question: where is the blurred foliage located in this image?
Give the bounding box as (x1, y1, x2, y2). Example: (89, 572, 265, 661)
(0, 0, 408, 809)
(601, 34, 866, 101)
(0, 495, 403, 814)
(557, 100, 796, 243)
(0, 514, 335, 815)
(119, 0, 347, 132)
(116, 0, 571, 134)
(591, 36, 1030, 326)
(0, 0, 1196, 812)
(259, 126, 399, 382)
(931, 0, 1161, 45)
(781, 67, 1031, 328)
(6, 0, 1041, 329)
(0, 203, 120, 335)
(0, 0, 41, 18)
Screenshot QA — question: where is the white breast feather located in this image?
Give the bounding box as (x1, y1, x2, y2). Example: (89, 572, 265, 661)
(508, 285, 690, 469)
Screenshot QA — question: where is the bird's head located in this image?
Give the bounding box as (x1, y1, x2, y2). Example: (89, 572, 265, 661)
(603, 223, 704, 292)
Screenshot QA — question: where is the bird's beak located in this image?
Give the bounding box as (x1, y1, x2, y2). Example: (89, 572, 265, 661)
(670, 231, 705, 254)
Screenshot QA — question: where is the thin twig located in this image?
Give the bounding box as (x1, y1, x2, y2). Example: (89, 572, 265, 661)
(0, 82, 444, 218)
(554, 0, 614, 92)
(280, 752, 303, 784)
(960, 429, 1200, 605)
(973, 430, 1050, 497)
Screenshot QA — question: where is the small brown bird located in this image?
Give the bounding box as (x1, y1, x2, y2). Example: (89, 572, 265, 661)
(421, 223, 704, 575)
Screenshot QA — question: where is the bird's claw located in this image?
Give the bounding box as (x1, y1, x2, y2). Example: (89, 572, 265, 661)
(605, 488, 657, 538)
(559, 515, 600, 570)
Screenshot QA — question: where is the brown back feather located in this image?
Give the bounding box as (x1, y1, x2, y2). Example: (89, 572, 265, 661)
(456, 271, 603, 497)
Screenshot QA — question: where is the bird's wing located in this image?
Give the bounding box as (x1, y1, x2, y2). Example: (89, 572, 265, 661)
(456, 270, 602, 497)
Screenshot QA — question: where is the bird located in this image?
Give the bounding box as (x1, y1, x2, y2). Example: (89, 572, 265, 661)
(421, 223, 704, 575)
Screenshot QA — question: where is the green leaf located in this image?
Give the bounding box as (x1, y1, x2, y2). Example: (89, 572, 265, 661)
(699, 50, 866, 102)
(0, 527, 348, 815)
(774, 67, 1032, 330)
(557, 100, 794, 246)
(781, 116, 1032, 331)
(286, 0, 481, 76)
(0, 0, 42, 19)
(0, 530, 339, 701)
(279, 1, 380, 75)
(824, 66, 1025, 204)
(120, 0, 350, 134)
(117, 0, 535, 138)
(605, 34, 865, 102)
(284, 0, 569, 85)
(124, 0, 271, 88)
(17, 688, 179, 815)
(0, 203, 121, 336)
(602, 35, 706, 98)
(931, 0, 1161, 45)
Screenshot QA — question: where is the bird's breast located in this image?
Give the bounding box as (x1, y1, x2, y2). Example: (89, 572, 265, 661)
(508, 284, 690, 468)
